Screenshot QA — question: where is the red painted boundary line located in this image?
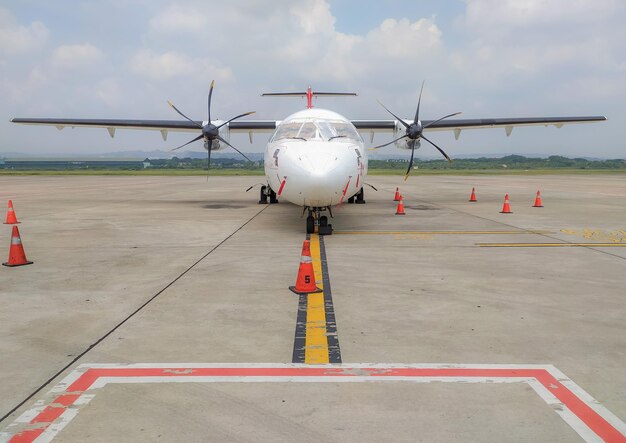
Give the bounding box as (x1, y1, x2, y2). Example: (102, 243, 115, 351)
(6, 366, 626, 443)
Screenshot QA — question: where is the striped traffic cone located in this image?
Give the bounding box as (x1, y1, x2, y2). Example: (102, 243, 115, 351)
(500, 194, 513, 214)
(532, 190, 544, 207)
(4, 200, 20, 224)
(289, 240, 322, 294)
(393, 187, 401, 201)
(3, 226, 33, 267)
(469, 187, 477, 202)
(395, 198, 406, 215)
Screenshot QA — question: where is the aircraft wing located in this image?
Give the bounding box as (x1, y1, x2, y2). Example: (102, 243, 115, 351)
(12, 115, 606, 141)
(10, 118, 278, 140)
(352, 115, 607, 139)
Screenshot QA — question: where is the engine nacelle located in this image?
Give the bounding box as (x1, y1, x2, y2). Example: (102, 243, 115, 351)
(392, 121, 420, 150)
(202, 120, 231, 151)
(394, 137, 420, 150)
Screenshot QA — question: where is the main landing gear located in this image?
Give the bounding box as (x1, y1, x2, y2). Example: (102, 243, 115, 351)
(258, 185, 278, 204)
(347, 187, 366, 204)
(305, 207, 333, 235)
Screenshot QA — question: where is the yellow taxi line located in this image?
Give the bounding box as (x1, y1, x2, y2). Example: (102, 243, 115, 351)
(477, 243, 626, 247)
(335, 230, 552, 235)
(305, 234, 329, 364)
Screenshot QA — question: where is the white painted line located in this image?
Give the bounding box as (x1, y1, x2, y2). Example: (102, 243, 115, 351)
(2, 364, 623, 443)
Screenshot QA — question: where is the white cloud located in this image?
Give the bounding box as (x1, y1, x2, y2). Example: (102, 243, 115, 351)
(290, 0, 335, 35)
(464, 0, 621, 29)
(130, 49, 232, 82)
(448, 0, 626, 102)
(0, 7, 48, 54)
(95, 78, 125, 107)
(2, 0, 624, 157)
(148, 3, 208, 33)
(364, 18, 441, 59)
(50, 43, 104, 69)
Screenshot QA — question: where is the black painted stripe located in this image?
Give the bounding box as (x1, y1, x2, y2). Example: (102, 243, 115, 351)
(319, 235, 342, 363)
(291, 233, 310, 364)
(291, 293, 308, 364)
(291, 233, 342, 364)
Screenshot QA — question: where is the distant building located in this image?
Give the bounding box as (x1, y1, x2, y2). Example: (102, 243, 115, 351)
(143, 158, 152, 169)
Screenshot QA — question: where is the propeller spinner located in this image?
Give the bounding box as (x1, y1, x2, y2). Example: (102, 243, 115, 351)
(168, 80, 255, 180)
(371, 81, 461, 181)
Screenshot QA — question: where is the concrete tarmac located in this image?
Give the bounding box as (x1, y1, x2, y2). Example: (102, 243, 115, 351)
(0, 174, 624, 442)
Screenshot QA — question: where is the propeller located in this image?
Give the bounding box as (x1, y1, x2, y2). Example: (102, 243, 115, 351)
(168, 80, 255, 180)
(371, 81, 461, 181)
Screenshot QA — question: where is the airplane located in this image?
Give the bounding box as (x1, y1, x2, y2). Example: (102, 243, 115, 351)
(11, 81, 606, 235)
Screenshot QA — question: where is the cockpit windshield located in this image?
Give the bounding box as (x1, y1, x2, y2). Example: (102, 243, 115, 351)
(271, 119, 362, 143)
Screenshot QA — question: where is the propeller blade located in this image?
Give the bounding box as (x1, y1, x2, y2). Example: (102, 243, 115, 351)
(169, 134, 203, 152)
(422, 135, 452, 163)
(167, 100, 202, 128)
(376, 100, 410, 129)
(423, 111, 463, 129)
(206, 140, 212, 182)
(414, 80, 425, 124)
(216, 135, 252, 162)
(369, 135, 407, 150)
(403, 139, 417, 182)
(216, 111, 256, 129)
(207, 80, 215, 123)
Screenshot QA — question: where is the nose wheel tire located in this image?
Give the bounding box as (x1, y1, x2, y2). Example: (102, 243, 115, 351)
(259, 185, 268, 204)
(306, 215, 315, 234)
(269, 189, 278, 204)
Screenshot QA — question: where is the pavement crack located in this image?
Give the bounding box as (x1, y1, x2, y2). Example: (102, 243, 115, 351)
(0, 204, 269, 426)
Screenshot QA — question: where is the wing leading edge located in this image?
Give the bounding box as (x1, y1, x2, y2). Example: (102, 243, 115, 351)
(352, 115, 607, 139)
(10, 118, 278, 140)
(12, 115, 606, 141)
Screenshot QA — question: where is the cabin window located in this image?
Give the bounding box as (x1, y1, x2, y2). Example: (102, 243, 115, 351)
(271, 122, 302, 141)
(271, 119, 362, 142)
(331, 122, 361, 141)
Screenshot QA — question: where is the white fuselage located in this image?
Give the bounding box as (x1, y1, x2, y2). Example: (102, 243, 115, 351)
(264, 108, 367, 207)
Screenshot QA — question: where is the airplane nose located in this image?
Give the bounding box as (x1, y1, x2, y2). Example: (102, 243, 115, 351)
(302, 152, 333, 175)
(277, 145, 354, 206)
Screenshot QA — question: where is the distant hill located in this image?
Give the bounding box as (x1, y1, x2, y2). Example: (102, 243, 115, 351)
(0, 150, 617, 162)
(0, 150, 265, 161)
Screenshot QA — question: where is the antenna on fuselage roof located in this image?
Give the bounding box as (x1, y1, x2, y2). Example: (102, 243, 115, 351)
(261, 86, 357, 109)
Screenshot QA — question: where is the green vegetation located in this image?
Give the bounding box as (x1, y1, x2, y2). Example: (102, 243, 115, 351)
(1, 155, 624, 176)
(0, 169, 264, 176)
(369, 155, 626, 171)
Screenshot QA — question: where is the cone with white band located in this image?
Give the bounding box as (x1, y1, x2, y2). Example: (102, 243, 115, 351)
(500, 194, 513, 214)
(393, 187, 401, 201)
(395, 197, 406, 215)
(3, 226, 33, 267)
(289, 239, 322, 294)
(4, 200, 20, 224)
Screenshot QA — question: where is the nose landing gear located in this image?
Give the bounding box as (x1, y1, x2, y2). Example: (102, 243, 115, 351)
(305, 207, 333, 235)
(259, 185, 279, 204)
(347, 187, 366, 204)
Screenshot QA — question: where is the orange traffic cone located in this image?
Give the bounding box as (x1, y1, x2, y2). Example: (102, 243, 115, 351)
(289, 240, 322, 294)
(393, 187, 401, 201)
(500, 194, 513, 214)
(469, 187, 477, 202)
(532, 190, 544, 207)
(3, 226, 33, 267)
(4, 200, 20, 224)
(395, 198, 406, 215)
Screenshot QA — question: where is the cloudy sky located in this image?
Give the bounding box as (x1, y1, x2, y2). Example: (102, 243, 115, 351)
(1, 0, 624, 158)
